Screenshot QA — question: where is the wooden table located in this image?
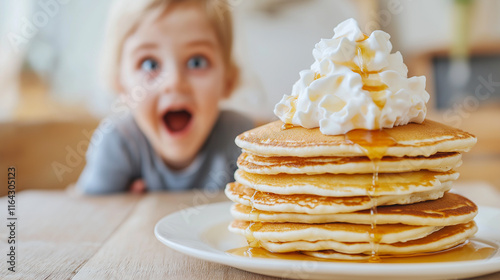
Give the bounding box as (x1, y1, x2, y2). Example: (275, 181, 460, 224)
(1, 185, 500, 280)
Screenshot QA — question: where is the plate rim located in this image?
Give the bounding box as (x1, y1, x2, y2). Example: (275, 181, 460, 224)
(154, 201, 500, 278)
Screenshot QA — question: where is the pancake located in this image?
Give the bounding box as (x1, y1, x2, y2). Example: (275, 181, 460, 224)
(234, 169, 459, 196)
(230, 192, 478, 226)
(227, 117, 478, 259)
(303, 250, 370, 260)
(225, 182, 451, 214)
(229, 220, 442, 244)
(237, 152, 462, 175)
(236, 120, 477, 158)
(260, 221, 477, 254)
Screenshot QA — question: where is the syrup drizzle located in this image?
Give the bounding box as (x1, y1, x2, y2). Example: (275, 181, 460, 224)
(343, 34, 395, 260)
(245, 191, 263, 251)
(349, 33, 389, 112)
(282, 32, 387, 130)
(281, 95, 298, 129)
(345, 129, 397, 262)
(281, 123, 295, 130)
(368, 160, 381, 262)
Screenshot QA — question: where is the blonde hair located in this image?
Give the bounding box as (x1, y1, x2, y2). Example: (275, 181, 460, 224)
(101, 0, 238, 93)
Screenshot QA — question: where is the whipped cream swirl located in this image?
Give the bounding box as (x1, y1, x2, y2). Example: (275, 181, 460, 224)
(274, 18, 429, 135)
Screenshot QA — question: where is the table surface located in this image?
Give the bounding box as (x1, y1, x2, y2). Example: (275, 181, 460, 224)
(1, 183, 500, 280)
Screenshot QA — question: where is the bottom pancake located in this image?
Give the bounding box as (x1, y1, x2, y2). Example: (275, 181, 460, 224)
(260, 221, 477, 255)
(302, 250, 371, 261)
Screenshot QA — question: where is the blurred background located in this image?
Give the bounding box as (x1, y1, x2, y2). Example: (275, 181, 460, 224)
(1, 0, 499, 196)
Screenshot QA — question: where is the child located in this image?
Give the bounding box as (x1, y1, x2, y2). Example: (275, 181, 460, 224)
(77, 0, 253, 194)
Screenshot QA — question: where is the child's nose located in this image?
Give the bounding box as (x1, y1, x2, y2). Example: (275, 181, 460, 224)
(159, 64, 188, 95)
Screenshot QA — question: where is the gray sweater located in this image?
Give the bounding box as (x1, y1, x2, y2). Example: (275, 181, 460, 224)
(77, 111, 253, 194)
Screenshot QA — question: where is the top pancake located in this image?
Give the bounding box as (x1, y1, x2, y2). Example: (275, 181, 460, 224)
(236, 120, 476, 157)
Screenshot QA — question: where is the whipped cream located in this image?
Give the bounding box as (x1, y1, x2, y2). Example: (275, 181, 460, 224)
(274, 18, 429, 135)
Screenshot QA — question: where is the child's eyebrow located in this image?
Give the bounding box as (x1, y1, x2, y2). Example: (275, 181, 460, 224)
(131, 43, 159, 55)
(185, 39, 217, 49)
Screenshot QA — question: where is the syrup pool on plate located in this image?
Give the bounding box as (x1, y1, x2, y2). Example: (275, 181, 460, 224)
(227, 240, 497, 263)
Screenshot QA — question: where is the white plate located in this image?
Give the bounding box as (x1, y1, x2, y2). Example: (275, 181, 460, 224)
(155, 202, 500, 280)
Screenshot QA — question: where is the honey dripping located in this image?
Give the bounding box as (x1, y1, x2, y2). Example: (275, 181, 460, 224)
(343, 33, 406, 261)
(281, 123, 295, 130)
(244, 190, 263, 253)
(356, 33, 388, 109)
(281, 94, 298, 131)
(282, 34, 385, 132)
(368, 160, 381, 263)
(345, 129, 397, 262)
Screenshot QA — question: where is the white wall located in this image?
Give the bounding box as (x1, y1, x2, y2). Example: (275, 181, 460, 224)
(384, 0, 500, 55)
(0, 0, 32, 120)
(3, 0, 500, 122)
(225, 0, 360, 122)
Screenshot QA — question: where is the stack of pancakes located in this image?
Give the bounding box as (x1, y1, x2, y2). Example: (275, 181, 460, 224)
(225, 119, 478, 260)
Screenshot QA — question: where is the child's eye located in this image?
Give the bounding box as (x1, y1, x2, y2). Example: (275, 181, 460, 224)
(140, 58, 160, 72)
(187, 55, 208, 70)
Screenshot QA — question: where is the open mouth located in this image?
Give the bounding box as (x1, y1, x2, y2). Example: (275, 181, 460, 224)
(163, 109, 193, 134)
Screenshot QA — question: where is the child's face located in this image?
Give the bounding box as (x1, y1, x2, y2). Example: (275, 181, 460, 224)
(119, 3, 230, 169)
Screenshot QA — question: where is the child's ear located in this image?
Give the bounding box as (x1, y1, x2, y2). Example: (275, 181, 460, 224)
(224, 63, 239, 99)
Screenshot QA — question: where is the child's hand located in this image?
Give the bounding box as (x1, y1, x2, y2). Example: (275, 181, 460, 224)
(129, 179, 146, 194)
